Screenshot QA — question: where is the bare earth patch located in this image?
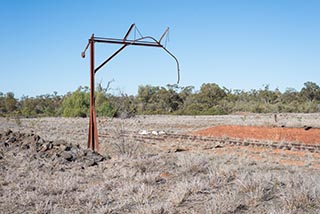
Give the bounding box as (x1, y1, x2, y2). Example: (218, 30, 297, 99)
(193, 125, 320, 144)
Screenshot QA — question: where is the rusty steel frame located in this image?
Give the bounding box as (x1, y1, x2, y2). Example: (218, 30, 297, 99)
(81, 24, 180, 152)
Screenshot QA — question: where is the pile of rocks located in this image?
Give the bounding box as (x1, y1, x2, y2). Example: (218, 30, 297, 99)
(0, 129, 109, 168)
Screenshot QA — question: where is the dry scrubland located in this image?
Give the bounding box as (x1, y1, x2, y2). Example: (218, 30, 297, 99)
(1, 113, 320, 213)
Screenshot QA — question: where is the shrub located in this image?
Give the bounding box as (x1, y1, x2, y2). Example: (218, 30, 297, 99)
(60, 88, 90, 117)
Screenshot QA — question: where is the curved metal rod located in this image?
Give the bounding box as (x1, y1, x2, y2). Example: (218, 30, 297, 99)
(129, 36, 180, 84)
(129, 36, 160, 45)
(161, 46, 180, 84)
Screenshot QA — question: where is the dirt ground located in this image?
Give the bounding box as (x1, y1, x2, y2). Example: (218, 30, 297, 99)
(193, 125, 320, 144)
(1, 113, 320, 168)
(1, 113, 320, 213)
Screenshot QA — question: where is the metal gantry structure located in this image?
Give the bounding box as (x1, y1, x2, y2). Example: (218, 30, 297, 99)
(81, 24, 180, 152)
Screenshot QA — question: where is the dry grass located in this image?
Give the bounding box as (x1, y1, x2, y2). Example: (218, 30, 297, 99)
(1, 114, 320, 213)
(2, 143, 320, 213)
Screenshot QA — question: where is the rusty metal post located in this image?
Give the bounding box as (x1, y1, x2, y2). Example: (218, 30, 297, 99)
(82, 24, 180, 153)
(88, 34, 99, 151)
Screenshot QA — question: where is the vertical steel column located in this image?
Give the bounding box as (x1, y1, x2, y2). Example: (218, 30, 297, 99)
(88, 34, 99, 152)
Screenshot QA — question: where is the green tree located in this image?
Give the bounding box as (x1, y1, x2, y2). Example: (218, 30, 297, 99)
(4, 92, 17, 113)
(198, 83, 227, 107)
(282, 88, 300, 103)
(20, 96, 37, 116)
(300, 81, 320, 102)
(258, 85, 280, 104)
(137, 85, 160, 113)
(0, 92, 5, 116)
(60, 87, 90, 117)
(111, 93, 137, 118)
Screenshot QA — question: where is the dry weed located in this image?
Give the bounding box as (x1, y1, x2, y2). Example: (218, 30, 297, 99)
(2, 115, 320, 213)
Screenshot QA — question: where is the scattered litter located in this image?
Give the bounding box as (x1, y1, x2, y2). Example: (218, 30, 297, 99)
(138, 130, 150, 135)
(138, 130, 166, 135)
(151, 131, 159, 135)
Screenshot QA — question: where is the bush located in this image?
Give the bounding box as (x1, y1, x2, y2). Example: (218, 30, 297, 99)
(1, 82, 320, 117)
(97, 102, 117, 117)
(60, 89, 90, 117)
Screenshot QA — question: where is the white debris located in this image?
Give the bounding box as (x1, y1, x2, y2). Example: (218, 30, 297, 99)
(158, 131, 166, 135)
(138, 130, 150, 135)
(151, 131, 159, 135)
(138, 130, 166, 135)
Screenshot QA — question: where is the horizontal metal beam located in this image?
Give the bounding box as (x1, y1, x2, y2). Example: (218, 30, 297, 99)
(93, 37, 163, 47)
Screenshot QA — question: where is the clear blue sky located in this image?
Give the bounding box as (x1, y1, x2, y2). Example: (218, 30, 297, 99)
(1, 0, 319, 98)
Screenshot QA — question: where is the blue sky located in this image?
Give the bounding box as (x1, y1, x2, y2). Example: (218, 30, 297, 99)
(1, 0, 319, 98)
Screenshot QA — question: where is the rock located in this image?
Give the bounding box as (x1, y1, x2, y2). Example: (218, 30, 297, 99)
(304, 126, 312, 131)
(21, 144, 30, 150)
(52, 140, 66, 147)
(155, 177, 166, 184)
(59, 144, 67, 151)
(93, 154, 106, 162)
(203, 146, 213, 150)
(39, 144, 48, 152)
(25, 186, 36, 192)
(47, 142, 53, 150)
(174, 148, 187, 153)
(39, 142, 54, 151)
(64, 145, 72, 151)
(234, 204, 249, 212)
(60, 151, 74, 161)
(82, 149, 109, 165)
(39, 138, 46, 144)
(34, 135, 41, 142)
(85, 160, 98, 167)
(5, 130, 13, 136)
(214, 144, 223, 148)
(6, 137, 16, 143)
(84, 149, 93, 157)
(70, 144, 80, 152)
(1, 130, 109, 171)
(87, 150, 107, 161)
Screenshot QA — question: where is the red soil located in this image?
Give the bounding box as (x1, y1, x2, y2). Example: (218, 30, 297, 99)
(193, 125, 320, 145)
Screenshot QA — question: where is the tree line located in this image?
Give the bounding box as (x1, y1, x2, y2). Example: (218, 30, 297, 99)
(1, 81, 320, 118)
